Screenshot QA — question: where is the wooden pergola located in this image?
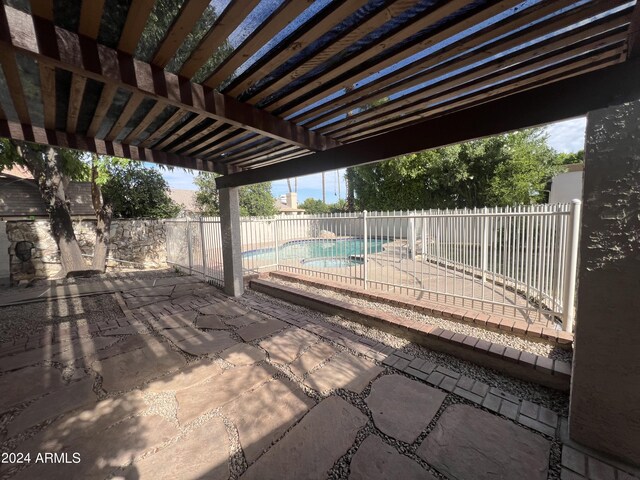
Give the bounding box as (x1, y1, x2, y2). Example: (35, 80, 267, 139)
(0, 0, 638, 188)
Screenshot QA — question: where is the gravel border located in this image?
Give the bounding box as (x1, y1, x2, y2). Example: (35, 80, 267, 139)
(267, 277, 572, 363)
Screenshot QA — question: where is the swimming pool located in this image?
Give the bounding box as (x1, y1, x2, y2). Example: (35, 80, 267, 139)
(243, 238, 387, 267)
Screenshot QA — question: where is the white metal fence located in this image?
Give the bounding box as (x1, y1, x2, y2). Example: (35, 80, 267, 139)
(165, 202, 581, 330)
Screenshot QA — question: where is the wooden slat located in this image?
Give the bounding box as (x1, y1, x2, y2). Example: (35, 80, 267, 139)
(627, 2, 640, 58)
(152, 0, 211, 68)
(182, 127, 240, 157)
(66, 73, 86, 133)
(202, 0, 312, 89)
(38, 62, 56, 129)
(224, 0, 370, 97)
(30, 0, 53, 21)
(343, 56, 622, 145)
(122, 100, 164, 144)
(232, 146, 306, 168)
(118, 0, 156, 54)
(151, 114, 204, 150)
(295, 0, 624, 125)
(86, 83, 117, 137)
(246, 0, 423, 103)
(0, 118, 219, 172)
(166, 119, 227, 153)
(217, 139, 283, 164)
(273, 0, 590, 117)
(202, 133, 264, 159)
(0, 49, 30, 124)
(0, 4, 339, 150)
(79, 0, 105, 38)
(139, 109, 186, 148)
(105, 91, 143, 141)
(178, 0, 262, 79)
(337, 47, 625, 142)
(216, 56, 640, 188)
(320, 26, 630, 135)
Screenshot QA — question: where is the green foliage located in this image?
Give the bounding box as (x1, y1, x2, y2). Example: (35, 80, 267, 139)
(195, 173, 277, 217)
(347, 129, 564, 210)
(556, 150, 584, 165)
(101, 162, 180, 218)
(299, 198, 330, 214)
(0, 139, 89, 180)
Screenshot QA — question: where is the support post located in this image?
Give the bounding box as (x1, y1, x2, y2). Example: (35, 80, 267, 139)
(219, 187, 244, 297)
(274, 217, 279, 270)
(569, 99, 640, 467)
(562, 199, 581, 332)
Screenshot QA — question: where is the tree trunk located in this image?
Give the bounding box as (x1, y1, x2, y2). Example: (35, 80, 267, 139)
(90, 158, 113, 272)
(13, 142, 88, 276)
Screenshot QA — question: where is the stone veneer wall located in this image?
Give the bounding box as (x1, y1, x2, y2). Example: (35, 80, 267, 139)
(6, 219, 167, 283)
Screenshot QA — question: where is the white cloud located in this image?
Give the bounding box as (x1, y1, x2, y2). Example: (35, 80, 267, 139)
(544, 117, 586, 153)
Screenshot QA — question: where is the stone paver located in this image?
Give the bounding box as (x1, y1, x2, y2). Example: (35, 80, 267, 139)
(199, 300, 249, 317)
(289, 341, 338, 378)
(153, 310, 198, 329)
(418, 404, 551, 480)
(100, 323, 151, 335)
(129, 286, 175, 297)
(8, 377, 96, 437)
(125, 417, 229, 480)
(219, 343, 266, 366)
(304, 352, 383, 394)
(176, 364, 276, 425)
(237, 317, 287, 342)
(0, 336, 118, 372)
(366, 374, 446, 443)
(17, 413, 177, 480)
(225, 312, 266, 328)
(0, 365, 65, 410)
(145, 358, 223, 392)
(350, 435, 435, 480)
(126, 296, 169, 309)
(241, 396, 367, 479)
(196, 314, 229, 329)
(92, 341, 186, 392)
(172, 330, 238, 356)
(158, 326, 201, 344)
(258, 327, 318, 363)
(223, 378, 314, 464)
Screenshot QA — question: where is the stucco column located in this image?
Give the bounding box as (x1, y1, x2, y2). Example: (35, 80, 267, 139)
(219, 187, 244, 297)
(569, 99, 640, 466)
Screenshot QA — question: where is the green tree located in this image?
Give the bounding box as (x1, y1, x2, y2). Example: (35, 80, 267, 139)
(299, 198, 330, 214)
(195, 172, 277, 216)
(347, 129, 562, 210)
(101, 162, 180, 219)
(556, 150, 584, 165)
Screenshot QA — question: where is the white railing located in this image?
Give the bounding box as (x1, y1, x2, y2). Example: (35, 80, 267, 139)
(165, 202, 581, 330)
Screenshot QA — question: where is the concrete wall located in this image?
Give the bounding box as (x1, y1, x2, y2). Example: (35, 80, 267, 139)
(549, 168, 583, 204)
(569, 99, 640, 467)
(0, 222, 9, 286)
(6, 219, 167, 284)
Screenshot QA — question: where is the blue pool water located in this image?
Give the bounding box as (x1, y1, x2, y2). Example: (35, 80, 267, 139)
(243, 238, 387, 266)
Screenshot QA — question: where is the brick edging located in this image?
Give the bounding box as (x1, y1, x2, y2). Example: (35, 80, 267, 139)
(267, 271, 573, 349)
(251, 278, 571, 392)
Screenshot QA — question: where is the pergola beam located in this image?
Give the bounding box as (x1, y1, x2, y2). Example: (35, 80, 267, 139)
(0, 4, 338, 151)
(0, 119, 218, 174)
(216, 57, 640, 188)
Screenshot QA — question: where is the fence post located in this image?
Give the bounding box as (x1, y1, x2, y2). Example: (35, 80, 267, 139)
(185, 218, 192, 275)
(562, 199, 581, 332)
(408, 217, 415, 260)
(481, 207, 489, 282)
(363, 210, 368, 290)
(274, 218, 279, 271)
(199, 218, 207, 279)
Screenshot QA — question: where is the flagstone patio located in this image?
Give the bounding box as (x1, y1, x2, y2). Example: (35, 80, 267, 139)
(0, 273, 636, 480)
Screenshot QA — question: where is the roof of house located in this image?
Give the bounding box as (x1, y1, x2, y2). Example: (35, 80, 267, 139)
(273, 199, 305, 213)
(0, 173, 95, 218)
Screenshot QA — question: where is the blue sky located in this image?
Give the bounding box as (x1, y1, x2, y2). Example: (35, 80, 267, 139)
(158, 116, 587, 202)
